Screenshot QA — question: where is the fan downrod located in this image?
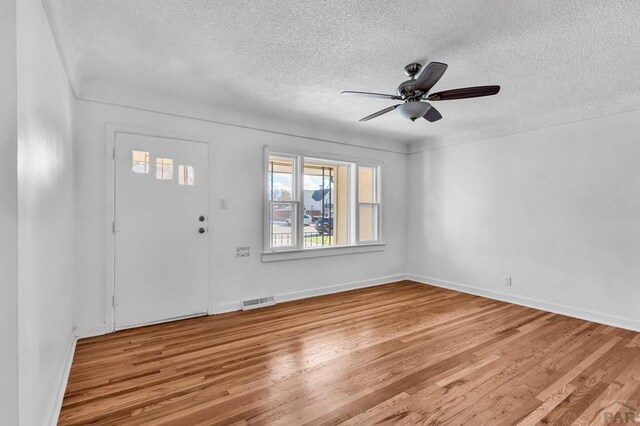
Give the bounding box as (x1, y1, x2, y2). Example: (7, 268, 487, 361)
(404, 63, 422, 79)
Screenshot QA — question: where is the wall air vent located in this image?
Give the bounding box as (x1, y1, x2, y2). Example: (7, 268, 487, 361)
(241, 296, 276, 311)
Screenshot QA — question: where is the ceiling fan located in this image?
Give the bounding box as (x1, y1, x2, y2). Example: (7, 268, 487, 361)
(341, 62, 500, 122)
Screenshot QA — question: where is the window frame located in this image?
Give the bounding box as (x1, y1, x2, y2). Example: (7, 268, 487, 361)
(263, 147, 383, 258)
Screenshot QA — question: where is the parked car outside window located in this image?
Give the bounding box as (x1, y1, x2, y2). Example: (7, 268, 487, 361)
(315, 217, 333, 235)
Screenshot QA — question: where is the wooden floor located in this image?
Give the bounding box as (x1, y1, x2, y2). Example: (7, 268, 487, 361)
(60, 281, 640, 425)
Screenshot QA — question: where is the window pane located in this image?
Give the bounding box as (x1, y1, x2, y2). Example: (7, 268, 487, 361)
(132, 151, 149, 174)
(156, 158, 173, 180)
(303, 161, 349, 248)
(359, 204, 379, 242)
(270, 203, 296, 248)
(358, 166, 376, 203)
(178, 165, 194, 186)
(268, 156, 294, 201)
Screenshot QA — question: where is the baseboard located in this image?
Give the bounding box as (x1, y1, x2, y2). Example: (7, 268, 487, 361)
(407, 274, 640, 332)
(75, 323, 109, 339)
(212, 301, 243, 314)
(76, 273, 640, 334)
(46, 329, 77, 426)
(276, 273, 407, 303)
(212, 273, 407, 314)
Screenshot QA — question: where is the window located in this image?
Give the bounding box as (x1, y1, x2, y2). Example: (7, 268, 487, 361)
(267, 155, 297, 248)
(302, 160, 349, 248)
(156, 158, 173, 180)
(178, 165, 195, 186)
(357, 166, 380, 243)
(131, 151, 149, 174)
(265, 149, 381, 252)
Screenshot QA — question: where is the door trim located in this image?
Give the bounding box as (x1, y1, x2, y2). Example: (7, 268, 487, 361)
(105, 124, 215, 333)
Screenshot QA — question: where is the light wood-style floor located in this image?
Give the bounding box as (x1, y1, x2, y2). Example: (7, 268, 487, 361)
(60, 281, 640, 425)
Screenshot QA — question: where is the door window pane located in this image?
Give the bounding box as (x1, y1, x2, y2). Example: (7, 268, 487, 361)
(132, 151, 149, 174)
(178, 165, 194, 186)
(359, 204, 379, 242)
(156, 158, 174, 180)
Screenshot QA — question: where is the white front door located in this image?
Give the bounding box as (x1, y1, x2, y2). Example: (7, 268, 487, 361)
(114, 133, 209, 329)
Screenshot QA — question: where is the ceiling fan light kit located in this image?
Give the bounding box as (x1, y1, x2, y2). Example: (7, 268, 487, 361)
(397, 101, 432, 121)
(342, 61, 500, 123)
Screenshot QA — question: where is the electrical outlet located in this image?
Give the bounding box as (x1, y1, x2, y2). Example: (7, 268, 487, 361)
(505, 277, 512, 287)
(236, 247, 250, 258)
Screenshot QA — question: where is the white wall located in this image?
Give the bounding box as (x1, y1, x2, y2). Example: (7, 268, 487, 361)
(0, 0, 19, 423)
(16, 0, 76, 424)
(74, 100, 408, 335)
(407, 110, 640, 331)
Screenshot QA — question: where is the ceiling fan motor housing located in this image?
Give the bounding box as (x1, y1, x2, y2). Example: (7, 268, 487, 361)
(396, 79, 417, 98)
(397, 101, 431, 121)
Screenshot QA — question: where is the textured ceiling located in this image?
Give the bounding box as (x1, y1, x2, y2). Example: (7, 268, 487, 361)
(46, 0, 640, 151)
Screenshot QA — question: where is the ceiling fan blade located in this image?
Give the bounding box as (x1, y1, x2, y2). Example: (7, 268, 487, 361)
(341, 91, 402, 100)
(427, 85, 500, 101)
(359, 105, 400, 122)
(423, 106, 442, 122)
(414, 62, 448, 92)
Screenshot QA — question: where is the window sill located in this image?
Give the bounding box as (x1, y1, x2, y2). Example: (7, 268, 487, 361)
(262, 243, 386, 262)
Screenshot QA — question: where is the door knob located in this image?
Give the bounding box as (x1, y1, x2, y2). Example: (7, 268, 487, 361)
(198, 227, 206, 234)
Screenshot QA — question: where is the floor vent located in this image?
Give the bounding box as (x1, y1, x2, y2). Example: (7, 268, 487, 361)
(241, 296, 276, 311)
